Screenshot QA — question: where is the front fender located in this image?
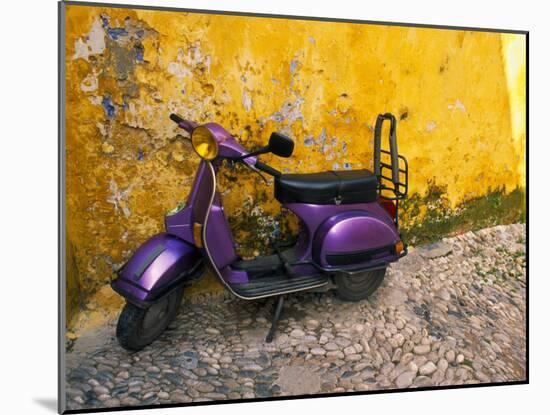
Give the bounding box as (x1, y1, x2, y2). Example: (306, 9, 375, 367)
(111, 233, 202, 307)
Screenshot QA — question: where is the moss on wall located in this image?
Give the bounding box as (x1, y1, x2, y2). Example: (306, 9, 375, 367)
(400, 184, 525, 246)
(64, 5, 526, 320)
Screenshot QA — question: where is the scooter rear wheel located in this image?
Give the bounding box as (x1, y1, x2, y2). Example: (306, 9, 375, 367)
(335, 268, 386, 302)
(116, 286, 184, 351)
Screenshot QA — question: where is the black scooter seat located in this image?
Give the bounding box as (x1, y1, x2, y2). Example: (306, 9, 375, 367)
(274, 169, 379, 205)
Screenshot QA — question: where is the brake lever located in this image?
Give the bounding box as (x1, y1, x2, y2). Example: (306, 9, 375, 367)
(237, 160, 269, 185)
(248, 165, 270, 185)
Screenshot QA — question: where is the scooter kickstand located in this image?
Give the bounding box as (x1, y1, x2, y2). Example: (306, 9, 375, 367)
(265, 295, 285, 343)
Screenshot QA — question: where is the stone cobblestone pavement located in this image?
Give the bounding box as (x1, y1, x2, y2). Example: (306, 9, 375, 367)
(65, 224, 526, 410)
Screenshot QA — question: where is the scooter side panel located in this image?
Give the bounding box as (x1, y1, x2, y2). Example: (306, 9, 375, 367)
(111, 233, 202, 306)
(285, 202, 396, 259)
(204, 198, 239, 269)
(312, 207, 400, 268)
(165, 205, 194, 244)
(294, 202, 400, 268)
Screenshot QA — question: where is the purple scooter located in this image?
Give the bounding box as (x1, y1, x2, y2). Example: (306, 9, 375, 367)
(112, 112, 408, 351)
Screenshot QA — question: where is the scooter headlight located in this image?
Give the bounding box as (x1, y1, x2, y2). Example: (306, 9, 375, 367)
(191, 126, 219, 161)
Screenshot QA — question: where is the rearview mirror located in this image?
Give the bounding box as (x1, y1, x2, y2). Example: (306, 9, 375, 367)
(268, 132, 294, 158)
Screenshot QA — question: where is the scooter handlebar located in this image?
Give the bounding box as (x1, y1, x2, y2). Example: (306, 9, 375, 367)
(169, 113, 197, 133)
(169, 113, 184, 124)
(170, 113, 281, 177)
(255, 161, 281, 178)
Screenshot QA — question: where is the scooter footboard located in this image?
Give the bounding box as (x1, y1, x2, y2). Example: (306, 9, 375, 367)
(111, 233, 202, 308)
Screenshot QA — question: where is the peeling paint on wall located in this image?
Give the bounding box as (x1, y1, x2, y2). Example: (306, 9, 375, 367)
(64, 5, 526, 318)
(448, 99, 466, 112)
(106, 179, 133, 218)
(73, 18, 105, 60)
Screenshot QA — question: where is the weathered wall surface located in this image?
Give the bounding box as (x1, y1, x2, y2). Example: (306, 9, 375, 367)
(64, 5, 526, 320)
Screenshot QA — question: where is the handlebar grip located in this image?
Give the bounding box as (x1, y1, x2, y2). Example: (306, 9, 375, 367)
(169, 113, 185, 124)
(255, 161, 281, 178)
(169, 113, 198, 133)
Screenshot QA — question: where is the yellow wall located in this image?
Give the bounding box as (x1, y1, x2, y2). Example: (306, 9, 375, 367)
(502, 34, 527, 186)
(64, 5, 526, 317)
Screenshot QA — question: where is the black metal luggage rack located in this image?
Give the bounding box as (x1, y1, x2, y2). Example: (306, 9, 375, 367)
(373, 113, 409, 224)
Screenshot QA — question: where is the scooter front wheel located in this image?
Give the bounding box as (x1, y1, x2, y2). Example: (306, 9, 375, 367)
(335, 268, 386, 302)
(116, 286, 184, 351)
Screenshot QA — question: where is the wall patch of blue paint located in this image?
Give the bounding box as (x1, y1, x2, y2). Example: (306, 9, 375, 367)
(304, 136, 314, 147)
(343, 162, 352, 170)
(107, 27, 128, 40)
(135, 44, 144, 62)
(102, 95, 116, 118)
(342, 142, 348, 153)
(100, 15, 110, 28)
(100, 14, 128, 40)
(318, 128, 327, 142)
(290, 59, 299, 75)
(137, 149, 144, 161)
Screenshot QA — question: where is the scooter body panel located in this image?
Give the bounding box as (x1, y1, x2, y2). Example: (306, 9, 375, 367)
(287, 201, 400, 270)
(312, 206, 400, 268)
(218, 201, 401, 286)
(111, 233, 202, 307)
(166, 160, 238, 269)
(205, 198, 239, 268)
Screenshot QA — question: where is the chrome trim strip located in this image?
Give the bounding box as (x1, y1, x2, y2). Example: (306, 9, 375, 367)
(201, 162, 250, 300)
(232, 279, 329, 298)
(201, 162, 328, 300)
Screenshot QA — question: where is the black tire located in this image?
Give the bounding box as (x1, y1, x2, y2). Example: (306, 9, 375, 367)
(335, 268, 386, 302)
(116, 287, 184, 351)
